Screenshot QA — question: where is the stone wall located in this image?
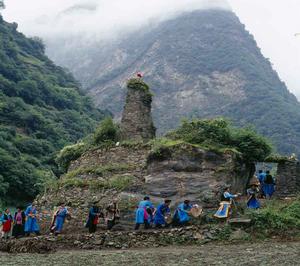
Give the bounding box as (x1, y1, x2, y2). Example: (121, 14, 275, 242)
(120, 79, 156, 141)
(69, 145, 151, 177)
(276, 160, 300, 197)
(0, 225, 226, 253)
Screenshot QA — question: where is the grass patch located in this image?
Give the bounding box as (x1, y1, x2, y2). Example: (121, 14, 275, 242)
(64, 164, 135, 179)
(249, 198, 300, 231)
(120, 140, 149, 149)
(264, 154, 290, 163)
(148, 137, 241, 162)
(58, 175, 135, 191)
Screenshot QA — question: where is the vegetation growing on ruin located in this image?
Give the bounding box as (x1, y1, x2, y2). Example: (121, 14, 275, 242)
(53, 175, 135, 191)
(63, 164, 135, 179)
(93, 117, 119, 145)
(264, 154, 290, 163)
(164, 118, 272, 162)
(127, 78, 150, 92)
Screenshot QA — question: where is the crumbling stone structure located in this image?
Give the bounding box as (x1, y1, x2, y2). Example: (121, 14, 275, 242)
(120, 78, 156, 141)
(276, 160, 300, 197)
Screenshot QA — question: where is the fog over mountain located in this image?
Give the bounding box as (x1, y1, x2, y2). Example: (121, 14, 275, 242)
(3, 0, 300, 99)
(3, 0, 230, 39)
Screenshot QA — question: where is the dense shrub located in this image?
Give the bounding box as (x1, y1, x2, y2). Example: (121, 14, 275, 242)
(93, 117, 119, 144)
(166, 118, 272, 162)
(56, 142, 86, 171)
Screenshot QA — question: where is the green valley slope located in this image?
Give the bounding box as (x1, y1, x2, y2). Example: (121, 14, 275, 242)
(0, 15, 106, 204)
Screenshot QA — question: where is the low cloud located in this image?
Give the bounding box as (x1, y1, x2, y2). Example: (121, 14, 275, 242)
(4, 0, 230, 39)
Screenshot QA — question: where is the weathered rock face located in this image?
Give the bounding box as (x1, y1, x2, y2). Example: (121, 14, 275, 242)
(36, 143, 252, 232)
(120, 79, 156, 141)
(276, 160, 300, 197)
(145, 144, 251, 207)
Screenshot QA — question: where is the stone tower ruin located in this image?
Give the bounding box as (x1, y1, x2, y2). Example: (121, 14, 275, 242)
(120, 78, 156, 141)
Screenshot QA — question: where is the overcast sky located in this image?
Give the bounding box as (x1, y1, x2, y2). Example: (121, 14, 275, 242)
(3, 0, 300, 99)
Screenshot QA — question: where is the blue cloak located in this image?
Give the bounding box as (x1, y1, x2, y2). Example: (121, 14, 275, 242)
(174, 203, 192, 223)
(247, 197, 260, 209)
(24, 205, 40, 233)
(154, 203, 170, 226)
(263, 184, 275, 197)
(247, 188, 260, 209)
(135, 200, 154, 224)
(53, 207, 68, 233)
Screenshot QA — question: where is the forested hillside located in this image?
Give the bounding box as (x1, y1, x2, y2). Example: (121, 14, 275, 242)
(0, 15, 106, 204)
(47, 9, 300, 157)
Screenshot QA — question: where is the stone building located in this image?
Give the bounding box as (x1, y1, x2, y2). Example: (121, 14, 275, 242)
(120, 78, 156, 141)
(276, 160, 300, 197)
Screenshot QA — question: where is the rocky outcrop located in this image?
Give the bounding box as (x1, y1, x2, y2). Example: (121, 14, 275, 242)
(36, 143, 252, 232)
(120, 79, 156, 141)
(146, 144, 251, 207)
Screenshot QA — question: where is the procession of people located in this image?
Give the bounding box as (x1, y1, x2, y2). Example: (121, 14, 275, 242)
(0, 169, 276, 239)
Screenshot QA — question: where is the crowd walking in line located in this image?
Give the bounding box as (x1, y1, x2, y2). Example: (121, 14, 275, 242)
(0, 170, 276, 239)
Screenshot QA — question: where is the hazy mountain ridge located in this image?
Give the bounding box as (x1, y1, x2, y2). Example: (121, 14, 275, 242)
(47, 9, 300, 156)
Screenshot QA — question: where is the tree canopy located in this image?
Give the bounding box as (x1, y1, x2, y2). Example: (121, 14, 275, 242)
(0, 17, 106, 205)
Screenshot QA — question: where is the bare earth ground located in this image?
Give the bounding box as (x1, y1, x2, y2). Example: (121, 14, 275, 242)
(1, 241, 300, 266)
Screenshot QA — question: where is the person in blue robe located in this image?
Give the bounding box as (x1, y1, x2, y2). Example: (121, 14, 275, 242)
(247, 184, 260, 209)
(24, 203, 40, 236)
(154, 199, 171, 228)
(258, 170, 266, 198)
(50, 203, 69, 235)
(134, 196, 154, 230)
(263, 171, 275, 199)
(214, 187, 239, 219)
(172, 200, 192, 227)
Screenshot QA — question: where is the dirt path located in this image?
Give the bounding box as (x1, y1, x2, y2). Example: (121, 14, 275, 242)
(1, 241, 300, 266)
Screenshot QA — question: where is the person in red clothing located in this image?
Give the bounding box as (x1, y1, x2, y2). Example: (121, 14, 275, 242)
(1, 208, 13, 239)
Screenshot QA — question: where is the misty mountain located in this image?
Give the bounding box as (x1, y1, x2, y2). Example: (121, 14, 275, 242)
(47, 9, 300, 156)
